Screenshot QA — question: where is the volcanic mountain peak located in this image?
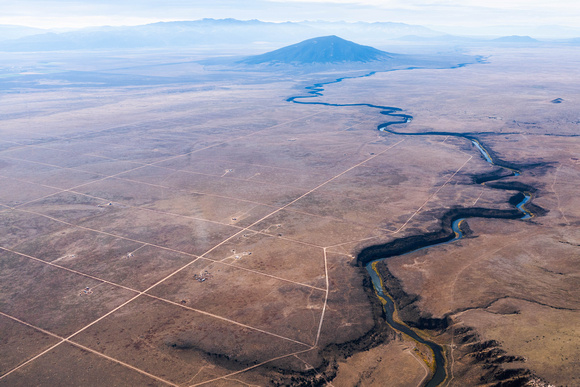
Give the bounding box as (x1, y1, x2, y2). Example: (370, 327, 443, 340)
(240, 35, 393, 65)
(492, 35, 539, 43)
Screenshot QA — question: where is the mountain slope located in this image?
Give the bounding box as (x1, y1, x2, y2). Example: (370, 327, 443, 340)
(492, 35, 539, 43)
(239, 35, 393, 64)
(0, 25, 46, 41)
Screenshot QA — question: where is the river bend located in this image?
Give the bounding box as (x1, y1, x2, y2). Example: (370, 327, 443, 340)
(288, 69, 538, 386)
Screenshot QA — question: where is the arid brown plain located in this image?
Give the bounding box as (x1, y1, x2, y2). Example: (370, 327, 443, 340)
(0, 43, 578, 386)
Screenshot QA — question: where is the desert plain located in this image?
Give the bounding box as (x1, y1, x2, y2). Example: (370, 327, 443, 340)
(0, 43, 579, 386)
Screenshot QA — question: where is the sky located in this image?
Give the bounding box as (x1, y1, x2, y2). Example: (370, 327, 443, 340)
(2, 0, 579, 31)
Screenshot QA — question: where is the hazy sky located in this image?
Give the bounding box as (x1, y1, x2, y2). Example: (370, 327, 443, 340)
(2, 0, 579, 29)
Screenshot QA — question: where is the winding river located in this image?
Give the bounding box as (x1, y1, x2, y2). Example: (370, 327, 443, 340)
(288, 68, 538, 386)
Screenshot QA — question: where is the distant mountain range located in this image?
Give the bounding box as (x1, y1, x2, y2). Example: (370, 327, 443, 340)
(0, 24, 46, 41)
(240, 35, 393, 64)
(0, 19, 441, 51)
(429, 24, 580, 39)
(396, 34, 542, 44)
(0, 19, 578, 52)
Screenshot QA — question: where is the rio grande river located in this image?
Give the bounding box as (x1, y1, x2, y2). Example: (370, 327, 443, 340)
(288, 68, 537, 386)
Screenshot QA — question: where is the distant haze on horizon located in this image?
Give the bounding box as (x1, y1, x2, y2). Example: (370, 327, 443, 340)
(2, 0, 579, 36)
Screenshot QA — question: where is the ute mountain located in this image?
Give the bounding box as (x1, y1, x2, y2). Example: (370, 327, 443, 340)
(239, 35, 394, 64)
